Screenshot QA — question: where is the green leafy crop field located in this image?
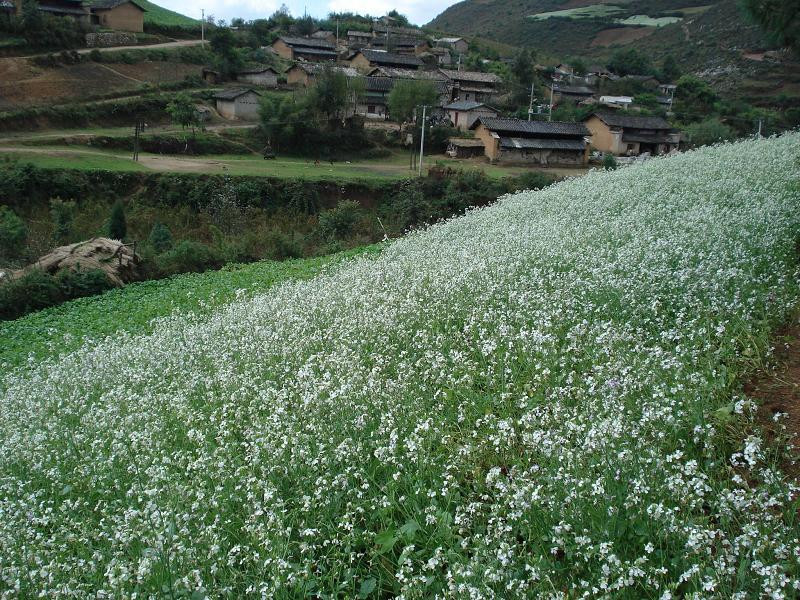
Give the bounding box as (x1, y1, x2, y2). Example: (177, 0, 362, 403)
(1, 135, 799, 597)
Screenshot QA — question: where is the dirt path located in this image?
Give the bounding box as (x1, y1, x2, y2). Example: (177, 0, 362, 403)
(11, 39, 205, 60)
(94, 63, 144, 84)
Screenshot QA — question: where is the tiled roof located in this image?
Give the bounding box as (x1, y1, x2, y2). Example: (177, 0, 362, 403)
(371, 67, 447, 80)
(500, 137, 586, 151)
(278, 36, 335, 50)
(291, 64, 360, 77)
(444, 100, 486, 111)
(213, 88, 261, 100)
(293, 47, 338, 57)
(90, 0, 145, 9)
(439, 69, 502, 84)
(472, 118, 589, 137)
(237, 65, 279, 75)
(552, 84, 594, 95)
(358, 49, 423, 67)
(592, 111, 672, 130)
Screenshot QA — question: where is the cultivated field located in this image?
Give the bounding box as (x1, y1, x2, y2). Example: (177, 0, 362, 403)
(1, 135, 799, 597)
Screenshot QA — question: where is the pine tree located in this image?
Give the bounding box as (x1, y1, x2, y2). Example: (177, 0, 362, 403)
(148, 222, 173, 253)
(742, 0, 799, 51)
(108, 201, 127, 241)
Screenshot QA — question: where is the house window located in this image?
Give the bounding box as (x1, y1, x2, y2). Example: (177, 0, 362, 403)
(454, 112, 459, 125)
(627, 144, 636, 152)
(368, 105, 376, 114)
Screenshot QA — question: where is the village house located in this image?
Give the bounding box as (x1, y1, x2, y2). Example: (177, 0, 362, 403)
(548, 83, 595, 104)
(584, 111, 679, 156)
(434, 37, 468, 54)
(285, 63, 360, 87)
(425, 46, 452, 66)
(446, 137, 485, 158)
(213, 88, 262, 121)
(369, 36, 427, 55)
(470, 118, 590, 166)
(444, 100, 498, 131)
(89, 0, 144, 32)
(19, 0, 90, 22)
(439, 69, 502, 104)
(347, 30, 373, 47)
(271, 36, 337, 62)
(348, 49, 423, 71)
(359, 76, 394, 119)
(372, 24, 425, 39)
(235, 66, 279, 88)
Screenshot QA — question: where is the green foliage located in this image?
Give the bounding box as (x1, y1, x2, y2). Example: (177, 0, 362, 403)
(148, 222, 173, 253)
(318, 200, 362, 240)
(0, 206, 27, 259)
(512, 48, 535, 88)
(387, 80, 439, 124)
(608, 48, 653, 76)
(155, 240, 223, 274)
(602, 153, 618, 170)
(49, 197, 76, 245)
(661, 54, 681, 83)
(166, 93, 201, 132)
(684, 118, 735, 147)
(309, 66, 355, 122)
(209, 27, 245, 76)
(741, 0, 800, 50)
(675, 75, 719, 121)
(108, 200, 127, 241)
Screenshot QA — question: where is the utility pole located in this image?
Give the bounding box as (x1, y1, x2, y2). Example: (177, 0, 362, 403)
(757, 118, 763, 139)
(548, 82, 554, 122)
(418, 105, 427, 177)
(201, 9, 204, 43)
(528, 82, 535, 121)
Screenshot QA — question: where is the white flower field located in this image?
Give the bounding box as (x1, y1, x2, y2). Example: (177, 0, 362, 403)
(1, 134, 800, 598)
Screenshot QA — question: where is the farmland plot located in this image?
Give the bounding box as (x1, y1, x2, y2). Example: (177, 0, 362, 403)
(1, 134, 800, 598)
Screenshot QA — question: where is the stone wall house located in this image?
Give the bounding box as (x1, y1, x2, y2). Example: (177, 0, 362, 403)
(348, 49, 423, 72)
(236, 66, 280, 88)
(435, 37, 468, 54)
(286, 64, 360, 87)
(446, 137, 485, 158)
(584, 111, 679, 156)
(213, 88, 262, 121)
(89, 0, 145, 32)
(439, 69, 503, 104)
(445, 100, 498, 131)
(470, 118, 590, 166)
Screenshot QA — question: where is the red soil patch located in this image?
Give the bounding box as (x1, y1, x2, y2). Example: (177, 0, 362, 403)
(745, 320, 800, 480)
(590, 27, 656, 47)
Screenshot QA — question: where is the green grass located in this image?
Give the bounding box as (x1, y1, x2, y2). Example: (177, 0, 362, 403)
(0, 246, 380, 370)
(136, 0, 198, 26)
(0, 146, 557, 181)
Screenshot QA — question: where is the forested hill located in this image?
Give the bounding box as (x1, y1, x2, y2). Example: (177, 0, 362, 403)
(428, 0, 775, 64)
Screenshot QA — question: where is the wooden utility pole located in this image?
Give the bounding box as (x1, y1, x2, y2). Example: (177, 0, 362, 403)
(418, 105, 427, 177)
(132, 119, 144, 161)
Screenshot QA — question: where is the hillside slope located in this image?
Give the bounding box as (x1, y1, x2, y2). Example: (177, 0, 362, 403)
(429, 0, 774, 62)
(1, 134, 799, 596)
(138, 0, 197, 26)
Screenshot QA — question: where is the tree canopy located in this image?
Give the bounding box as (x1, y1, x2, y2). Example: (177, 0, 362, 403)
(742, 0, 800, 50)
(387, 80, 439, 124)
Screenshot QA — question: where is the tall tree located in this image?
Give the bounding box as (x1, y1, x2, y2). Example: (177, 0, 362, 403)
(661, 55, 681, 82)
(387, 80, 439, 124)
(108, 201, 127, 241)
(166, 93, 200, 133)
(512, 49, 535, 88)
(608, 48, 652, 76)
(742, 0, 800, 50)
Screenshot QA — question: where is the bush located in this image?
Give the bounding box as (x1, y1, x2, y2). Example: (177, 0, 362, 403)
(265, 230, 303, 261)
(509, 171, 556, 192)
(50, 197, 76, 244)
(156, 240, 223, 275)
(148, 222, 173, 253)
(0, 269, 62, 320)
(54, 267, 112, 300)
(0, 206, 27, 259)
(684, 118, 736, 148)
(318, 200, 362, 240)
(602, 153, 618, 170)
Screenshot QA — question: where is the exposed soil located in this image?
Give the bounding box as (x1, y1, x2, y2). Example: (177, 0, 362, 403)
(590, 27, 656, 47)
(745, 319, 800, 480)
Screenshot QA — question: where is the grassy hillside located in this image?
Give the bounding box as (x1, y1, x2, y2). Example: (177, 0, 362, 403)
(137, 0, 198, 26)
(1, 134, 799, 596)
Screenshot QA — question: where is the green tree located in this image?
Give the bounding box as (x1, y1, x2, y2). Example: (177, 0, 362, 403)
(295, 15, 315, 36)
(209, 27, 244, 76)
(608, 48, 652, 76)
(386, 10, 410, 27)
(387, 80, 439, 124)
(0, 206, 27, 259)
(49, 197, 76, 244)
(675, 75, 718, 120)
(107, 201, 127, 241)
(571, 58, 587, 77)
(684, 118, 735, 147)
(602, 153, 618, 170)
(166, 93, 201, 133)
(741, 0, 800, 50)
(148, 222, 173, 253)
(661, 55, 681, 83)
(309, 66, 351, 122)
(512, 49, 535, 88)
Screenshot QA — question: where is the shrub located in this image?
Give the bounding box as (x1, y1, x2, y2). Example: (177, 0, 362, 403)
(108, 200, 127, 240)
(0, 269, 62, 320)
(510, 171, 556, 192)
(54, 267, 112, 300)
(156, 240, 223, 275)
(318, 200, 362, 240)
(265, 230, 303, 261)
(148, 222, 173, 253)
(685, 118, 736, 148)
(602, 153, 618, 170)
(50, 197, 76, 244)
(0, 206, 27, 258)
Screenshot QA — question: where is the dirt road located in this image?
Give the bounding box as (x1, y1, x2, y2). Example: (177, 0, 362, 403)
(13, 39, 205, 60)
